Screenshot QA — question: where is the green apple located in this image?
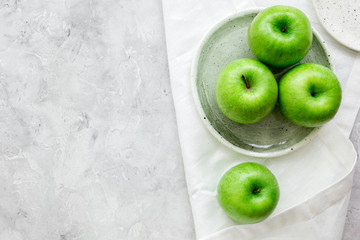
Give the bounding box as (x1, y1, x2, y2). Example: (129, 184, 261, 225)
(279, 63, 342, 127)
(248, 5, 313, 68)
(215, 58, 278, 124)
(217, 162, 280, 224)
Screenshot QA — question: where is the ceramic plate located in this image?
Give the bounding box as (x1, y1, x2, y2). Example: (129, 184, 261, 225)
(191, 9, 333, 158)
(313, 0, 360, 51)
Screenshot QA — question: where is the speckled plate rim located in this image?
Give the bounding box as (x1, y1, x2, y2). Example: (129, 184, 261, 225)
(312, 0, 360, 52)
(191, 8, 333, 158)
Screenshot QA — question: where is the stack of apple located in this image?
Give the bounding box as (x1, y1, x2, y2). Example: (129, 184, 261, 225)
(215, 6, 342, 224)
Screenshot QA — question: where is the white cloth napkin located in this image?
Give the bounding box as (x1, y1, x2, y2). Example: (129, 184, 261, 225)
(162, 0, 360, 239)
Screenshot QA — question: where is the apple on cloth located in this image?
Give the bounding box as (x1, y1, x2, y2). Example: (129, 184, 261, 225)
(217, 162, 280, 224)
(162, 0, 360, 239)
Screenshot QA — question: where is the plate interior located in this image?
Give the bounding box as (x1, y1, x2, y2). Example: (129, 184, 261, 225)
(313, 0, 360, 51)
(194, 11, 331, 155)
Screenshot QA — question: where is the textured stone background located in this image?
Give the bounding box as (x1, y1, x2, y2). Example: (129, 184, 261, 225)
(0, 0, 358, 239)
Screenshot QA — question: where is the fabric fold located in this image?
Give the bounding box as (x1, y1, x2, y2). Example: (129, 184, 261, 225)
(162, 0, 359, 239)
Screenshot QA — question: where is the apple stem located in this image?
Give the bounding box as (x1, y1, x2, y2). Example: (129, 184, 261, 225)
(241, 74, 251, 89)
(253, 189, 261, 194)
(281, 26, 287, 32)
